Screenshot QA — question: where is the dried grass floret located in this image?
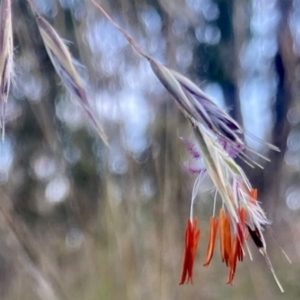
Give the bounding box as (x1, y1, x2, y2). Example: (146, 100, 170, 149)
(28, 3, 108, 146)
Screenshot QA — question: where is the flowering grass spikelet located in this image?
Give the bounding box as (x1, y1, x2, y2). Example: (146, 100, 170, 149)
(0, 0, 13, 140)
(31, 7, 108, 146)
(149, 59, 279, 167)
(150, 58, 286, 292)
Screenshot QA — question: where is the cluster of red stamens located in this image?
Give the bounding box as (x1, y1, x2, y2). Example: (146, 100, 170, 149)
(180, 189, 258, 285)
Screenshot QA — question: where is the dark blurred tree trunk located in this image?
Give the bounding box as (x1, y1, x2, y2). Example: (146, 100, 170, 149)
(232, 0, 247, 125)
(263, 0, 295, 212)
(215, 0, 239, 120)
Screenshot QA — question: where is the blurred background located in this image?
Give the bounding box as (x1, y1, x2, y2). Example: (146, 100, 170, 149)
(0, 0, 299, 299)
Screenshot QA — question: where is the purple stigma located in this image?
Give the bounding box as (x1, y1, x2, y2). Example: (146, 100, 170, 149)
(181, 137, 201, 159)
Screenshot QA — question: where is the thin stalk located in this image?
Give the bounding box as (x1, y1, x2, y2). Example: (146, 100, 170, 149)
(90, 0, 150, 60)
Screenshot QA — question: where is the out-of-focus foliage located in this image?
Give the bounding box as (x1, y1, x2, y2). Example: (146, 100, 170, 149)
(0, 0, 299, 299)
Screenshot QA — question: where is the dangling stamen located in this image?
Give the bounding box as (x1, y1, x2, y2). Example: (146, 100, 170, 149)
(227, 235, 239, 284)
(247, 226, 264, 249)
(224, 213, 232, 266)
(180, 218, 201, 284)
(219, 209, 231, 266)
(219, 209, 226, 263)
(226, 207, 247, 285)
(203, 216, 218, 266)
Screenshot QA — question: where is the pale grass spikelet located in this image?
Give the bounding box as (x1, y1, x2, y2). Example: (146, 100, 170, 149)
(150, 58, 286, 291)
(149, 59, 279, 168)
(31, 8, 108, 146)
(0, 0, 13, 140)
(192, 116, 285, 291)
